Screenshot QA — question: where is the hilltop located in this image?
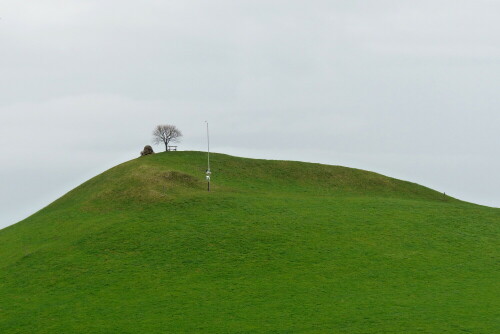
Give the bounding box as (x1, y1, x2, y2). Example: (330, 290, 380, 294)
(0, 152, 498, 333)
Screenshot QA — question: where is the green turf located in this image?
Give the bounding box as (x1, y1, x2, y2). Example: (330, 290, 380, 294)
(0, 151, 498, 333)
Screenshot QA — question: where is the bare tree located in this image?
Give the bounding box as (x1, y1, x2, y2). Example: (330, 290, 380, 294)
(152, 124, 182, 152)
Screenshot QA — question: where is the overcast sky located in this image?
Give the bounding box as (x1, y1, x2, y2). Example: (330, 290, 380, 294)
(1, 0, 499, 229)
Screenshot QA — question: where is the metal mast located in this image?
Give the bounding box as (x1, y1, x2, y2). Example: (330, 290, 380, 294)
(205, 121, 211, 191)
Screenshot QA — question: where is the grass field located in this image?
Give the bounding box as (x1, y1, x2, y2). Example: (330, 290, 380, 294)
(0, 151, 498, 333)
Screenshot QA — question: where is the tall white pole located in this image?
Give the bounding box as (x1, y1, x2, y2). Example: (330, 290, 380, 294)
(206, 121, 210, 171)
(205, 121, 211, 192)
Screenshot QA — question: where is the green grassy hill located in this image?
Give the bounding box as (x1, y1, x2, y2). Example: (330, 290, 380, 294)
(0, 151, 498, 333)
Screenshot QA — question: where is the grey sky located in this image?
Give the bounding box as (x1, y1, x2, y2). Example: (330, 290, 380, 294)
(1, 0, 499, 229)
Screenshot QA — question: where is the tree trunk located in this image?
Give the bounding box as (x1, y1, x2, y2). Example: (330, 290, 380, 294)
(165, 142, 168, 152)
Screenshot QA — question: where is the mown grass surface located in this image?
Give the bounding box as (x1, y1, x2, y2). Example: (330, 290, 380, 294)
(0, 151, 498, 333)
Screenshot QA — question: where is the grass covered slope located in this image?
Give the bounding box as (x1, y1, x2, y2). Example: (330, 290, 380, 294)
(0, 152, 498, 333)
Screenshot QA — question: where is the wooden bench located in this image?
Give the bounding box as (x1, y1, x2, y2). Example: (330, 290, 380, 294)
(167, 146, 178, 151)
